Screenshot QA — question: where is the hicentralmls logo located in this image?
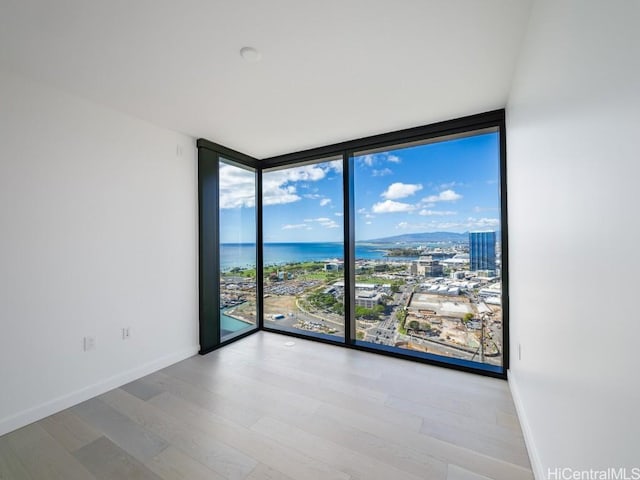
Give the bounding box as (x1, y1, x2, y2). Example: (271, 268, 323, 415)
(548, 468, 640, 480)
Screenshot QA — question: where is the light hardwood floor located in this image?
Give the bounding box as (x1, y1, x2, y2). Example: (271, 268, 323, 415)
(0, 332, 533, 480)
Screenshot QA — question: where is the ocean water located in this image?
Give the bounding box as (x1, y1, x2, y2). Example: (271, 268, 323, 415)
(220, 242, 405, 270)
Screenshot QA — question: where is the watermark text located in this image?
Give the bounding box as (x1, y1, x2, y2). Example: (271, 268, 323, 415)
(548, 468, 640, 480)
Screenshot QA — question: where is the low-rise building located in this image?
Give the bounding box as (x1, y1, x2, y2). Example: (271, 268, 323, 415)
(479, 283, 501, 298)
(324, 261, 344, 271)
(355, 290, 384, 308)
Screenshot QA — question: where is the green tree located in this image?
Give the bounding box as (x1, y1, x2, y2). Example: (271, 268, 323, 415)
(308, 292, 339, 310)
(462, 313, 474, 325)
(355, 305, 382, 320)
(396, 308, 408, 334)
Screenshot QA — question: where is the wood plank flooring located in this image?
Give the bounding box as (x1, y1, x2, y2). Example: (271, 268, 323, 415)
(0, 332, 533, 480)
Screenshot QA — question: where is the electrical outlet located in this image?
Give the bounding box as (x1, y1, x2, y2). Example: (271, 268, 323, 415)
(83, 336, 96, 351)
(122, 327, 131, 340)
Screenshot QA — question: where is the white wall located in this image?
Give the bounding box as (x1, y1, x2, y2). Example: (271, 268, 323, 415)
(507, 1, 640, 477)
(0, 71, 199, 435)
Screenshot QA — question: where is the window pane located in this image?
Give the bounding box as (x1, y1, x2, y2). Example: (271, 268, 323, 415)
(262, 158, 344, 339)
(219, 159, 257, 341)
(354, 130, 504, 370)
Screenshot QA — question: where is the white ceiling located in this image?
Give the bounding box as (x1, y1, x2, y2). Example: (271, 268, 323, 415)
(0, 0, 532, 158)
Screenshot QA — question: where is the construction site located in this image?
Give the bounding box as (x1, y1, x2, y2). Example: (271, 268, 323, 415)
(402, 291, 502, 364)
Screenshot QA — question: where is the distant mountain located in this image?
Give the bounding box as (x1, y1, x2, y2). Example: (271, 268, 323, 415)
(365, 231, 470, 244)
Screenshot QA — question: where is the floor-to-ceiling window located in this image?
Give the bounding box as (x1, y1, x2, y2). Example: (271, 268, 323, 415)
(353, 128, 505, 371)
(198, 110, 508, 376)
(262, 157, 345, 340)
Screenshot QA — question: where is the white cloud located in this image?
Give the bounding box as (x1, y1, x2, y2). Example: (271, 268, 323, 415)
(334, 212, 343, 217)
(303, 217, 340, 229)
(372, 168, 393, 177)
(262, 161, 340, 207)
(466, 217, 500, 228)
(394, 217, 500, 232)
(473, 206, 499, 213)
(278, 164, 325, 181)
(422, 189, 462, 203)
(262, 184, 300, 206)
(320, 198, 331, 206)
(439, 181, 463, 189)
(356, 152, 401, 167)
(359, 154, 376, 167)
(219, 163, 257, 208)
(356, 208, 377, 218)
(395, 221, 453, 231)
(372, 200, 415, 213)
(418, 209, 457, 216)
(381, 182, 423, 200)
(327, 159, 343, 173)
(365, 221, 372, 225)
(282, 223, 310, 230)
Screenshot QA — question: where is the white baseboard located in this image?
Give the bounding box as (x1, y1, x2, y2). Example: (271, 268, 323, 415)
(508, 369, 545, 480)
(0, 345, 199, 437)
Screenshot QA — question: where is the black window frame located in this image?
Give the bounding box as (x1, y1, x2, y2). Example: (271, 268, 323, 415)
(197, 109, 509, 378)
(197, 141, 260, 354)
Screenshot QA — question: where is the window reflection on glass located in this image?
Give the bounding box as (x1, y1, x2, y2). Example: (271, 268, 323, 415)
(219, 159, 257, 341)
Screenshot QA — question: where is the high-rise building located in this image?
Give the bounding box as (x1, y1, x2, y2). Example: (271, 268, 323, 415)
(411, 255, 444, 277)
(469, 231, 496, 272)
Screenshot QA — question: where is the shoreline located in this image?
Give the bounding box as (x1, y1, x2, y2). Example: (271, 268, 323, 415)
(222, 256, 416, 273)
(220, 243, 450, 271)
(221, 304, 254, 326)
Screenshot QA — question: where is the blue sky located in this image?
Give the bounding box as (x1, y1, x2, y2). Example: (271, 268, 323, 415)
(219, 131, 501, 243)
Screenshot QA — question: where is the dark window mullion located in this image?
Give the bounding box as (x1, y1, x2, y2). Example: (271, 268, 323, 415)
(256, 168, 264, 330)
(343, 151, 356, 344)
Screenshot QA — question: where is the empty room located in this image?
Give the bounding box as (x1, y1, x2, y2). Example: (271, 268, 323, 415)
(0, 1, 638, 479)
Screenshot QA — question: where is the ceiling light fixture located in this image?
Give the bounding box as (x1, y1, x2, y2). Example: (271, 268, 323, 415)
(239, 46, 261, 62)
